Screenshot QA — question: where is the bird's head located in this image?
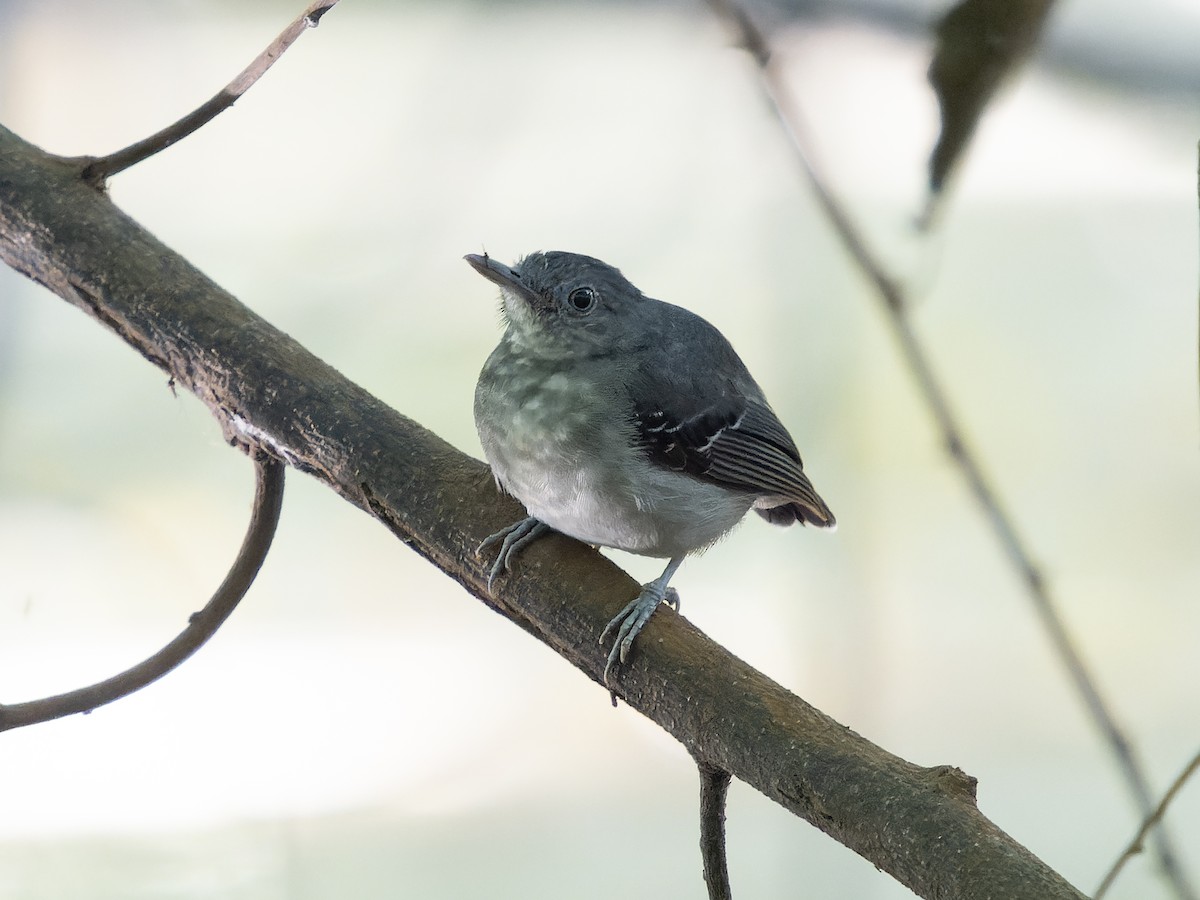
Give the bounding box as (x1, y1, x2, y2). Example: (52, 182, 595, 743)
(466, 250, 654, 358)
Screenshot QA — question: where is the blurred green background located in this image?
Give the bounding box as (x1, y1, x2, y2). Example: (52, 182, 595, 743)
(1, 1, 1198, 897)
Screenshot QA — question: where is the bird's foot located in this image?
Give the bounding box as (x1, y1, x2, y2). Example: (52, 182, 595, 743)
(600, 583, 680, 687)
(477, 516, 550, 591)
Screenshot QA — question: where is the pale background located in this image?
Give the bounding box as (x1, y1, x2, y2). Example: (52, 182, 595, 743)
(1, 1, 1198, 897)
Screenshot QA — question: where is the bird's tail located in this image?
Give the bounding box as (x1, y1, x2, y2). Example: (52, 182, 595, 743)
(754, 487, 836, 530)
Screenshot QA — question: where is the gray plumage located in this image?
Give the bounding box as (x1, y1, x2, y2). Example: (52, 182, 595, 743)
(467, 250, 833, 685)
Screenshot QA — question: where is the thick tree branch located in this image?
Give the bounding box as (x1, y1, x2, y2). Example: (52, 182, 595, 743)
(0, 455, 283, 731)
(0, 125, 1086, 900)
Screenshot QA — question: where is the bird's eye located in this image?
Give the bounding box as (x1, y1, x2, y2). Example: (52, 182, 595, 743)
(566, 287, 597, 312)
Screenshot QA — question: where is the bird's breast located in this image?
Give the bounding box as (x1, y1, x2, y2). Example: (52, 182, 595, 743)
(474, 348, 753, 557)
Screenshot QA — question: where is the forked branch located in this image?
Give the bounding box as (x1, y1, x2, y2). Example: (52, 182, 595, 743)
(80, 0, 340, 186)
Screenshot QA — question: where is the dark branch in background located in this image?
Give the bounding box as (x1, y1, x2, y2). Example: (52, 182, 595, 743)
(705, 2, 1196, 898)
(697, 763, 733, 900)
(0, 124, 1088, 900)
(1095, 749, 1200, 898)
(79, 0, 340, 187)
(0, 456, 283, 732)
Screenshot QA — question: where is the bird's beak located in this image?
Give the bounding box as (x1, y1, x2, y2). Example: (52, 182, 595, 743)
(465, 253, 541, 307)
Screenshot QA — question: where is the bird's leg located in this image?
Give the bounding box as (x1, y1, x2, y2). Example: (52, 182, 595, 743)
(477, 516, 552, 591)
(600, 556, 685, 685)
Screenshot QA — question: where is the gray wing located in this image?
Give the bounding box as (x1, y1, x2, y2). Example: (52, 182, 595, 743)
(627, 307, 834, 528)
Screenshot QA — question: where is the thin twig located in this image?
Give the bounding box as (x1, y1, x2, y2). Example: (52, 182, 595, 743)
(1095, 749, 1200, 898)
(0, 455, 284, 731)
(81, 0, 340, 186)
(705, 3, 1196, 897)
(698, 762, 734, 900)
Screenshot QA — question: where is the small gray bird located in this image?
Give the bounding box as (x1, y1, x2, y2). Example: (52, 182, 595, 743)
(467, 250, 834, 685)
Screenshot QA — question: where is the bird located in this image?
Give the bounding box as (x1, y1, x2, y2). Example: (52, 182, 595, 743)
(467, 250, 834, 686)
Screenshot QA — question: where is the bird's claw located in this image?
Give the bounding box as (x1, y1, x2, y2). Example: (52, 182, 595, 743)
(663, 587, 680, 613)
(600, 584, 679, 687)
(476, 516, 550, 592)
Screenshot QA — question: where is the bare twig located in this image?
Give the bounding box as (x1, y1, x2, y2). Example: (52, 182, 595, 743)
(80, 0, 340, 186)
(698, 762, 734, 900)
(0, 455, 284, 731)
(705, 3, 1196, 897)
(1095, 749, 1200, 898)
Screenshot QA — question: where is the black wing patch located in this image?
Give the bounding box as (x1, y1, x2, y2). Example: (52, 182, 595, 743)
(636, 403, 743, 477)
(633, 399, 834, 527)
